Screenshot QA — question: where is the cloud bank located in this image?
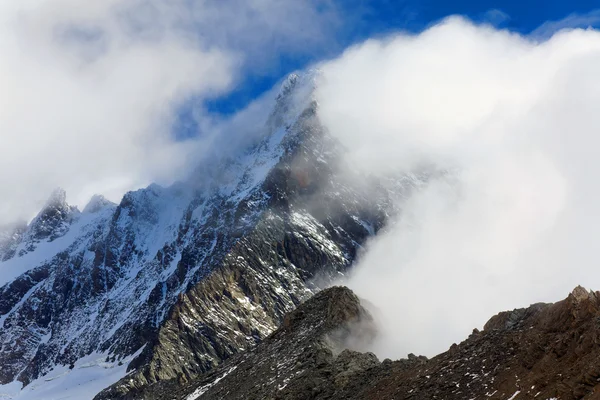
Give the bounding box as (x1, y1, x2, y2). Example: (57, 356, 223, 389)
(316, 17, 600, 358)
(0, 0, 336, 223)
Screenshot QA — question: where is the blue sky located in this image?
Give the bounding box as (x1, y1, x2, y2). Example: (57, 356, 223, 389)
(202, 0, 600, 118)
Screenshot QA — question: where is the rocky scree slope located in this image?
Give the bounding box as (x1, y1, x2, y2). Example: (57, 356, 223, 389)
(0, 73, 416, 396)
(147, 285, 600, 400)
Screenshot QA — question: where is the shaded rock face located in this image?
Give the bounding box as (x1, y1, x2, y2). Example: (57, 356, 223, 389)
(150, 286, 600, 400)
(106, 286, 381, 400)
(0, 73, 414, 392)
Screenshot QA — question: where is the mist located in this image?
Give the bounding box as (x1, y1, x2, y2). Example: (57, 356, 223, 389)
(315, 17, 600, 359)
(0, 0, 337, 225)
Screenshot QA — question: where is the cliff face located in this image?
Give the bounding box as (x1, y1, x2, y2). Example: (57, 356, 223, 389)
(136, 285, 600, 400)
(0, 73, 414, 397)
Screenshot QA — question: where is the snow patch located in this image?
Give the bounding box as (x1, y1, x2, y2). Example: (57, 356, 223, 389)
(507, 391, 520, 400)
(0, 348, 144, 400)
(186, 365, 238, 400)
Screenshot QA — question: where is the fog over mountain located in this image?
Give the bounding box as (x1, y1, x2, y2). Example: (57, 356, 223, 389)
(317, 17, 600, 358)
(3, 4, 600, 399)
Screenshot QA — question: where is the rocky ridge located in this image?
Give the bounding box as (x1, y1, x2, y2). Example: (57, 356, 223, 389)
(142, 285, 600, 400)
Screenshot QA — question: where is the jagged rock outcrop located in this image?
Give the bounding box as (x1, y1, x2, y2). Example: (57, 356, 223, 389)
(154, 285, 600, 400)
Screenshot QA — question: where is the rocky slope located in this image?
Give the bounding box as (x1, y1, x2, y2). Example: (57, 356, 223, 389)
(0, 72, 418, 397)
(143, 285, 600, 400)
(110, 286, 378, 400)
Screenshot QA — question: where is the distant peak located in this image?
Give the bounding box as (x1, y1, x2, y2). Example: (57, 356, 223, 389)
(267, 70, 322, 130)
(45, 187, 67, 208)
(281, 72, 299, 88)
(276, 73, 300, 101)
(276, 69, 321, 102)
(83, 194, 115, 214)
(27, 187, 78, 244)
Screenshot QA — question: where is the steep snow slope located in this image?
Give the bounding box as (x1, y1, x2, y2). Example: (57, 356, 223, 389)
(0, 72, 418, 399)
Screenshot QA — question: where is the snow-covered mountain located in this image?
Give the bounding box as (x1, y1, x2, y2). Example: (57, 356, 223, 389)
(0, 72, 418, 399)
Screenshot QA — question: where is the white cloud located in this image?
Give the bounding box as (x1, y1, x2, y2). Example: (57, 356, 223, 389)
(316, 17, 600, 358)
(0, 0, 336, 223)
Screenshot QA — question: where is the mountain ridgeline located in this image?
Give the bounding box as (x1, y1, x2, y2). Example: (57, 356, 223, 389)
(119, 285, 600, 400)
(0, 72, 413, 398)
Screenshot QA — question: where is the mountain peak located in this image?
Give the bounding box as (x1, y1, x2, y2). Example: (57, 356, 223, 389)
(265, 69, 321, 134)
(45, 187, 67, 208)
(83, 194, 115, 214)
(277, 72, 300, 99)
(276, 69, 321, 103)
(27, 187, 78, 244)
